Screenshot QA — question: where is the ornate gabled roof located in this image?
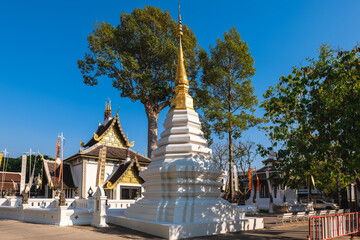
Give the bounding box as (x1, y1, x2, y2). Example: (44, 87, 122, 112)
(82, 113, 134, 148)
(42, 160, 75, 189)
(0, 172, 21, 191)
(65, 145, 150, 164)
(0, 172, 21, 182)
(105, 156, 144, 190)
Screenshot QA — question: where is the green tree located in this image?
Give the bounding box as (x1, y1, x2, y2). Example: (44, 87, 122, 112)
(198, 27, 262, 200)
(261, 45, 360, 192)
(78, 6, 200, 157)
(4, 155, 53, 181)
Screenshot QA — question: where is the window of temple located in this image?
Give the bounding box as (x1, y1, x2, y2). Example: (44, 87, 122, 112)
(120, 186, 141, 200)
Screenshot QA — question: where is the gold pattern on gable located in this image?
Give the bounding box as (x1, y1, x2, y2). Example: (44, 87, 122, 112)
(120, 168, 142, 184)
(99, 126, 125, 147)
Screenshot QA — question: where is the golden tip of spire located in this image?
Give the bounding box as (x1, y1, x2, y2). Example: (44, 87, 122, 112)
(169, 3, 194, 111)
(178, 3, 183, 36)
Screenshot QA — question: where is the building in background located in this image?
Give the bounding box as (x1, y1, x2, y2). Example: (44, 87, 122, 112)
(42, 101, 150, 199)
(0, 172, 21, 196)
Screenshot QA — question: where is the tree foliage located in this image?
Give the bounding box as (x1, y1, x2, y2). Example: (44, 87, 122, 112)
(197, 27, 260, 141)
(197, 27, 262, 199)
(78, 6, 200, 157)
(3, 155, 54, 182)
(261, 45, 360, 190)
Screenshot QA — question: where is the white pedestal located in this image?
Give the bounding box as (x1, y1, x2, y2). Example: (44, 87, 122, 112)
(57, 206, 68, 226)
(109, 214, 263, 240)
(91, 186, 108, 228)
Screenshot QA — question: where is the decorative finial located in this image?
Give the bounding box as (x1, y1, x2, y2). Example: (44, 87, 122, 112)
(178, 3, 183, 37)
(170, 3, 194, 111)
(104, 98, 112, 119)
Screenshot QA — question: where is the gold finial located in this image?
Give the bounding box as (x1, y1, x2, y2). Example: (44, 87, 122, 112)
(170, 4, 194, 111)
(178, 3, 183, 37)
(104, 98, 112, 119)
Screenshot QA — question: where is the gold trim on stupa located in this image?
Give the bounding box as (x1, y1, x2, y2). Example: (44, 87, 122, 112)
(170, 4, 194, 111)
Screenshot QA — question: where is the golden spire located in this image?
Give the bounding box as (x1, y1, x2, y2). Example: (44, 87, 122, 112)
(104, 98, 112, 119)
(170, 3, 194, 111)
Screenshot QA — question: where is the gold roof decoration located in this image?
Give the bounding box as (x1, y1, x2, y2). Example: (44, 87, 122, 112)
(105, 154, 143, 190)
(81, 112, 134, 148)
(170, 4, 194, 111)
(104, 98, 112, 119)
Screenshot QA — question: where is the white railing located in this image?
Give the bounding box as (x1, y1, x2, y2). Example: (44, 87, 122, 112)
(107, 199, 135, 209)
(28, 198, 57, 208)
(65, 199, 76, 209)
(0, 198, 9, 206)
(74, 199, 89, 209)
(1, 197, 135, 210)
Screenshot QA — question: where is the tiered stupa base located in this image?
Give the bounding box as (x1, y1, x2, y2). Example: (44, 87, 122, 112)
(108, 214, 263, 239)
(109, 110, 263, 239)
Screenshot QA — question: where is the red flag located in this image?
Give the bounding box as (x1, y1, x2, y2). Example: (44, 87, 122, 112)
(55, 136, 60, 159)
(57, 138, 65, 184)
(53, 136, 60, 184)
(255, 167, 260, 191)
(58, 162, 62, 183)
(248, 168, 252, 190)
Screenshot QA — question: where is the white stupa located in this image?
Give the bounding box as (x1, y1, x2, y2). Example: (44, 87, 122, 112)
(109, 7, 264, 239)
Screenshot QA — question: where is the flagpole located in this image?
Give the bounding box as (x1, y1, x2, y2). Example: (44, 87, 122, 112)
(59, 132, 66, 206)
(25, 148, 34, 199)
(29, 149, 32, 198)
(61, 132, 64, 194)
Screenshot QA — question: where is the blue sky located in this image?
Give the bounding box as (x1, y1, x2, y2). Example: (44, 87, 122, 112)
(1, 0, 359, 169)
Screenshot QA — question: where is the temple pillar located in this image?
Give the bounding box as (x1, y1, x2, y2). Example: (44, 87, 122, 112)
(20, 154, 27, 194)
(91, 186, 108, 228)
(57, 205, 68, 226)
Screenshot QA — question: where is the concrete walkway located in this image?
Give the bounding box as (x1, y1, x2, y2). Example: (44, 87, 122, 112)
(0, 218, 357, 239)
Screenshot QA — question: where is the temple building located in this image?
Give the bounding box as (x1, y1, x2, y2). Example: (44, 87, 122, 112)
(246, 154, 298, 211)
(0, 172, 21, 196)
(42, 101, 150, 199)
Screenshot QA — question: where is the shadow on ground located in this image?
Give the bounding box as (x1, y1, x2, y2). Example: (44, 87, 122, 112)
(77, 222, 308, 240)
(72, 224, 164, 240)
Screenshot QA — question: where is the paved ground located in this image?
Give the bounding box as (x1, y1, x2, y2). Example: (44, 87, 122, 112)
(0, 217, 357, 240)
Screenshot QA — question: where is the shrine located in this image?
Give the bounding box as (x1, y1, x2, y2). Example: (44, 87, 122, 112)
(108, 9, 264, 239)
(42, 101, 150, 199)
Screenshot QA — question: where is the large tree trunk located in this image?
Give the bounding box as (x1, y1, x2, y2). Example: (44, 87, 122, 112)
(227, 67, 234, 201)
(144, 103, 160, 159)
(229, 130, 234, 201)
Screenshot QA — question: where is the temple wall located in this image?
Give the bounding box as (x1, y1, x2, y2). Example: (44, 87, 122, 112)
(0, 196, 136, 226)
(72, 163, 83, 195)
(104, 163, 118, 182)
(85, 161, 98, 195)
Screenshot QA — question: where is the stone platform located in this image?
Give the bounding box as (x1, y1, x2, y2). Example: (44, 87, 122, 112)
(108, 214, 264, 240)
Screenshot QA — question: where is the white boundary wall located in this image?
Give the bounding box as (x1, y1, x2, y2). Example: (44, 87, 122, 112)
(0, 196, 135, 226)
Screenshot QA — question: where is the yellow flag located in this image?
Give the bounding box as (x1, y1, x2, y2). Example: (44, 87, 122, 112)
(311, 175, 316, 190)
(0, 153, 3, 168)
